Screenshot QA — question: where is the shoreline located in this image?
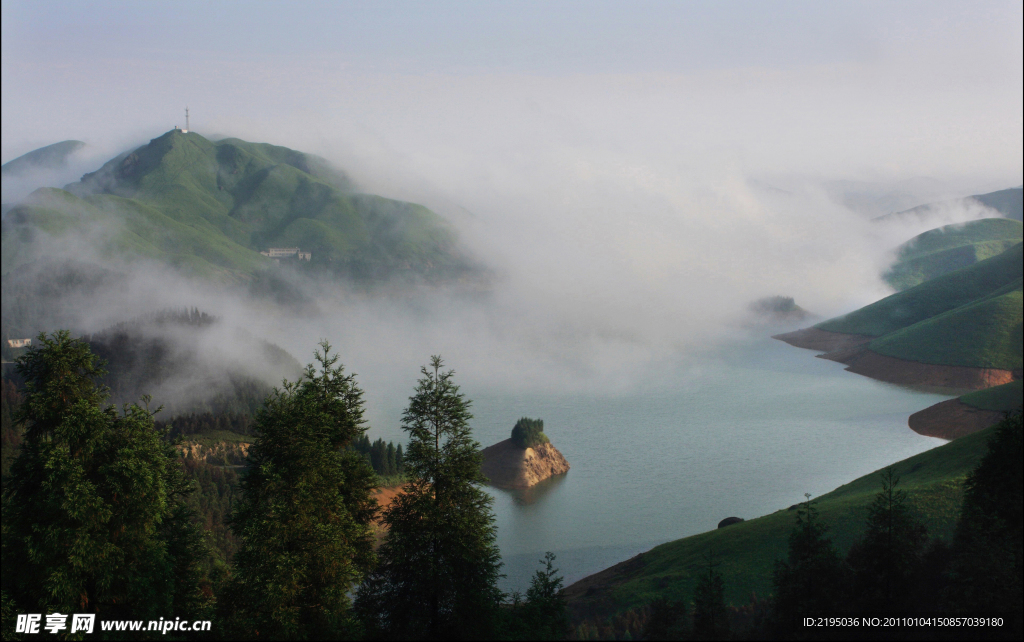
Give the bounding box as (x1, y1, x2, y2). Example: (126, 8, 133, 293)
(907, 398, 1007, 440)
(773, 327, 1016, 391)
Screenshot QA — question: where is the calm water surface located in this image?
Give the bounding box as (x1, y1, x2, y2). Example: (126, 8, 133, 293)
(366, 331, 951, 593)
(468, 333, 949, 592)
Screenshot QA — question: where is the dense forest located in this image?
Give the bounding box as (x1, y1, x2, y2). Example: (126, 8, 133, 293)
(1, 333, 1020, 640)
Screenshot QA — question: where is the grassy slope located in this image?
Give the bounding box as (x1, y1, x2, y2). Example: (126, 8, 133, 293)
(586, 424, 995, 610)
(3, 130, 463, 281)
(1, 140, 85, 174)
(817, 242, 1022, 338)
(869, 281, 1023, 369)
(885, 218, 1023, 291)
(972, 186, 1023, 222)
(1, 187, 262, 282)
(959, 380, 1024, 412)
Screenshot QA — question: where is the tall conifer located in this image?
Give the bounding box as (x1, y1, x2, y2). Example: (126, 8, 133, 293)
(692, 549, 730, 639)
(356, 356, 503, 640)
(222, 341, 376, 639)
(772, 495, 848, 632)
(846, 468, 927, 613)
(1, 331, 207, 622)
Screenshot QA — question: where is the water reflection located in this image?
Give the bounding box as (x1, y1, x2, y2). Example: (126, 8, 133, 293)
(488, 472, 569, 506)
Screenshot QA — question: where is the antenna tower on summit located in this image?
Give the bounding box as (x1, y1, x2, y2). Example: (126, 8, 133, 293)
(184, 107, 190, 133)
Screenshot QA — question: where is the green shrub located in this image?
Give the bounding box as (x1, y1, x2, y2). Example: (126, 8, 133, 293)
(511, 417, 549, 449)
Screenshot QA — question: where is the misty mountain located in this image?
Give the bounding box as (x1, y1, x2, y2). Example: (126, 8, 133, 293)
(972, 186, 1024, 221)
(884, 217, 1023, 291)
(1, 140, 86, 177)
(86, 309, 300, 415)
(2, 129, 475, 284)
(874, 186, 1023, 224)
(826, 176, 954, 218)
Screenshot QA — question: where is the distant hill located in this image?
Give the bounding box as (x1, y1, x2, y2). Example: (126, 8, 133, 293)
(1, 140, 85, 176)
(821, 243, 1021, 337)
(1, 130, 474, 284)
(884, 218, 1023, 290)
(86, 309, 299, 415)
(972, 186, 1024, 222)
(875, 186, 1023, 224)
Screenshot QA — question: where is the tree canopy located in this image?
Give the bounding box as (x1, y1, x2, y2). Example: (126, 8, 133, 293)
(221, 341, 377, 639)
(356, 356, 503, 640)
(511, 417, 548, 449)
(1, 331, 207, 622)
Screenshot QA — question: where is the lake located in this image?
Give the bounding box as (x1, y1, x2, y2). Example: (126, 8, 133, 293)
(465, 332, 949, 592)
(360, 329, 951, 594)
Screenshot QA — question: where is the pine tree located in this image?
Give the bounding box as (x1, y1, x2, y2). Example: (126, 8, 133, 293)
(644, 596, 688, 641)
(356, 356, 503, 640)
(947, 412, 1022, 625)
(386, 442, 397, 477)
(692, 549, 730, 639)
(846, 468, 927, 613)
(772, 494, 848, 632)
(222, 341, 377, 639)
(1, 331, 208, 621)
(521, 552, 569, 640)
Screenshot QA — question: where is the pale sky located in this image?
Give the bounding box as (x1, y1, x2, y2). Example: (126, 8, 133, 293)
(2, 0, 1022, 390)
(2, 0, 1022, 183)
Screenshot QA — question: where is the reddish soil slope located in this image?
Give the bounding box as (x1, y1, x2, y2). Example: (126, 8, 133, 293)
(908, 399, 1006, 440)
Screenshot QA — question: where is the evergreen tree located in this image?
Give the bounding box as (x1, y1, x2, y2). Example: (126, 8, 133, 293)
(222, 341, 377, 639)
(1, 331, 207, 622)
(386, 442, 397, 477)
(356, 356, 503, 640)
(521, 552, 569, 640)
(772, 495, 848, 633)
(846, 468, 927, 613)
(947, 412, 1022, 626)
(511, 417, 548, 449)
(692, 549, 730, 639)
(643, 596, 688, 641)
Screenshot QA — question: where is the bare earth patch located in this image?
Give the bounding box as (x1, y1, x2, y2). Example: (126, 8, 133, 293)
(908, 399, 1006, 440)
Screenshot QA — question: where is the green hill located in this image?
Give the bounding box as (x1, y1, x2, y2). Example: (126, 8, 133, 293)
(568, 422, 997, 611)
(875, 186, 1023, 224)
(884, 218, 1023, 290)
(815, 243, 1023, 370)
(1, 140, 85, 176)
(869, 280, 1022, 369)
(1, 130, 470, 284)
(820, 243, 1022, 338)
(960, 380, 1024, 412)
(972, 186, 1023, 222)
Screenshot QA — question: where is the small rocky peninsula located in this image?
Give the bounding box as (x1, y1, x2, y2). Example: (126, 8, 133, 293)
(481, 418, 570, 489)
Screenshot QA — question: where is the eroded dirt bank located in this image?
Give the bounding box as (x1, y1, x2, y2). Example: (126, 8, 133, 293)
(774, 327, 1016, 391)
(908, 399, 1007, 440)
(822, 347, 1016, 391)
(772, 327, 873, 352)
(178, 441, 251, 464)
(480, 439, 570, 489)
